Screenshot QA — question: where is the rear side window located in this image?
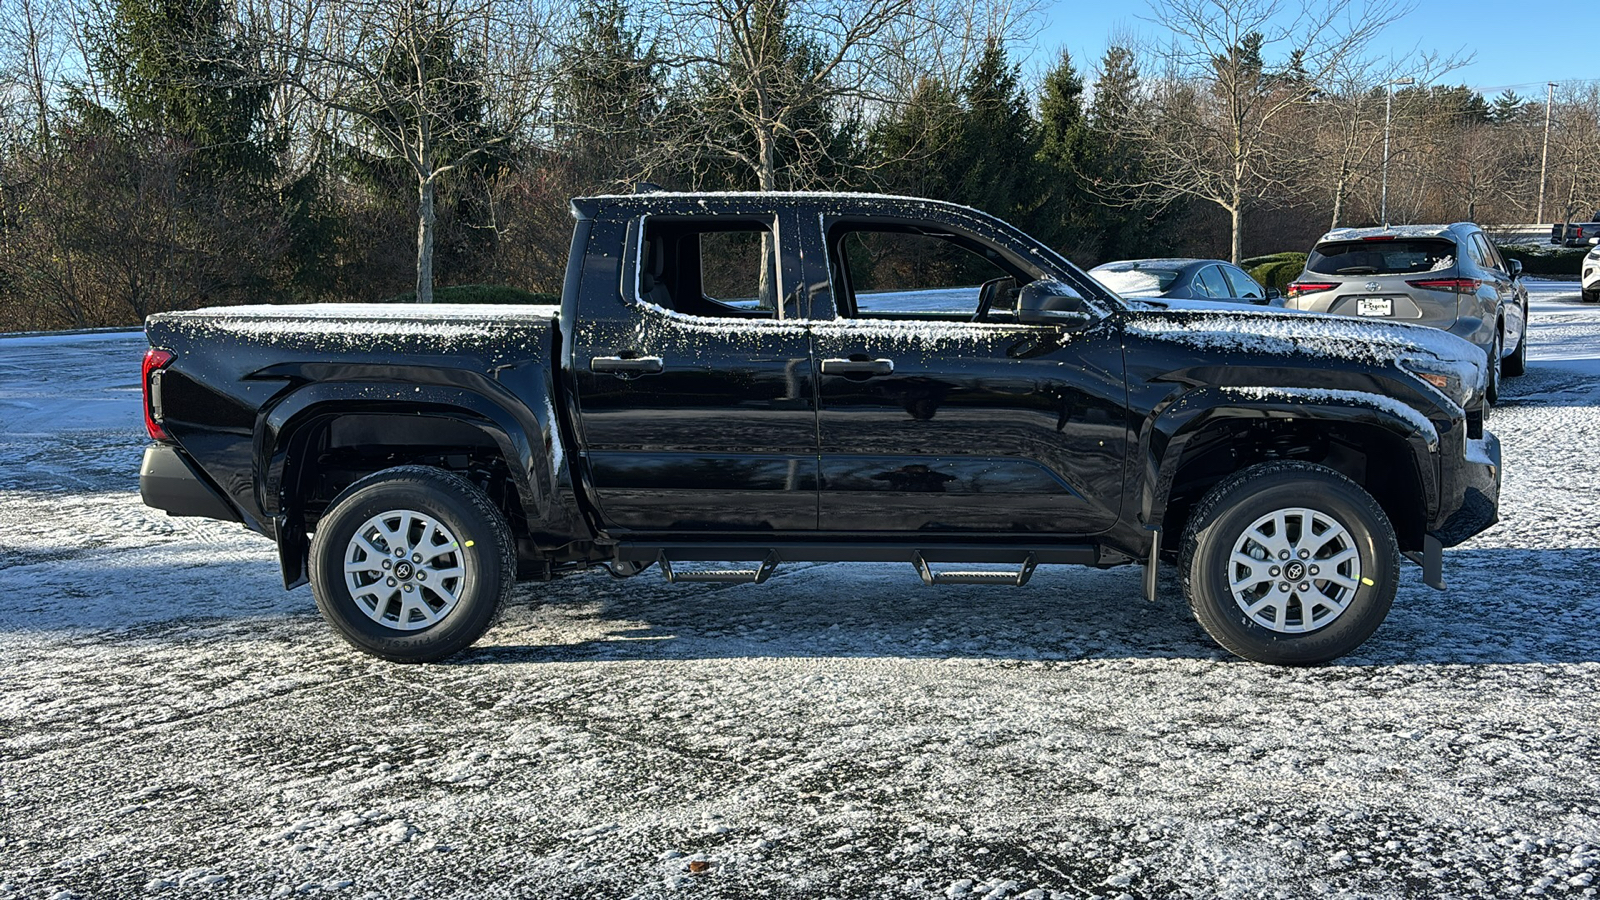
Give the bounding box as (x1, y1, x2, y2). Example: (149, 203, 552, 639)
(1221, 265, 1263, 298)
(1194, 265, 1230, 298)
(1307, 239, 1456, 276)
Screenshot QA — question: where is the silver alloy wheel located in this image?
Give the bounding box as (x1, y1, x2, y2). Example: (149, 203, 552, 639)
(343, 509, 467, 631)
(1226, 507, 1362, 633)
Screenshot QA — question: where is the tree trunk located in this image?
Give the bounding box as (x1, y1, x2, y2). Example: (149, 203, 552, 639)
(416, 175, 436, 304)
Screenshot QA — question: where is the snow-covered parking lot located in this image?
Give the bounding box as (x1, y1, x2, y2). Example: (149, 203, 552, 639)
(3, 286, 1598, 899)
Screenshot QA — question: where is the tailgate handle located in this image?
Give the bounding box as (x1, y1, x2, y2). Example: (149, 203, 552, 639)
(592, 355, 663, 376)
(821, 357, 894, 377)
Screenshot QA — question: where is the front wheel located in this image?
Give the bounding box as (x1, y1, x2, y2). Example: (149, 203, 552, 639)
(1180, 461, 1399, 665)
(309, 466, 515, 662)
(1502, 314, 1527, 378)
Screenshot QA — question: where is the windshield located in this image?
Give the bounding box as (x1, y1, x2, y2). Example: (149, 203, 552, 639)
(1092, 268, 1181, 297)
(1307, 239, 1456, 276)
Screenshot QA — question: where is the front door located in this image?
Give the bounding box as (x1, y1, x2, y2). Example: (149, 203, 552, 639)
(810, 222, 1128, 535)
(570, 212, 819, 533)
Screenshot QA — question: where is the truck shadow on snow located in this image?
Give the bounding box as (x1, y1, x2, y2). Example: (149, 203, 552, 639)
(462, 547, 1600, 668)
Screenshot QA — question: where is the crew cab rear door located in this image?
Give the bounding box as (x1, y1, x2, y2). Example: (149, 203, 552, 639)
(568, 211, 819, 532)
(808, 218, 1128, 535)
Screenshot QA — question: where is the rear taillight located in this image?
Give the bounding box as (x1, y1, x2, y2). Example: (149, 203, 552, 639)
(143, 348, 174, 441)
(1360, 235, 1398, 241)
(1406, 277, 1482, 294)
(1286, 281, 1338, 299)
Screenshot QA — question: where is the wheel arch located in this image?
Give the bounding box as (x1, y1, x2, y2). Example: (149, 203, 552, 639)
(259, 381, 559, 588)
(1144, 389, 1437, 557)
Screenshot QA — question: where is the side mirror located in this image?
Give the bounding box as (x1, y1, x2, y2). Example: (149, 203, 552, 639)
(1265, 287, 1282, 301)
(1016, 279, 1094, 327)
(1508, 259, 1523, 278)
(1590, 236, 1599, 246)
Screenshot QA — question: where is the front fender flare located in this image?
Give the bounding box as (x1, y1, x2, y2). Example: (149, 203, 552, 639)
(1139, 386, 1440, 529)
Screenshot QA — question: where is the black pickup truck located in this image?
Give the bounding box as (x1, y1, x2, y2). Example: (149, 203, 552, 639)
(139, 192, 1501, 665)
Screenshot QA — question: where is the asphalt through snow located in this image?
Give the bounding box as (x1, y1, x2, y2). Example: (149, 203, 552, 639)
(0, 293, 1597, 899)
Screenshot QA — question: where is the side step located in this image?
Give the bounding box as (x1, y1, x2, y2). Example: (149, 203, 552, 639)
(914, 551, 1036, 586)
(659, 551, 780, 585)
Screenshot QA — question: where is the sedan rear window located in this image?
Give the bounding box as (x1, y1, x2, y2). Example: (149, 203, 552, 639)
(1307, 239, 1456, 276)
(1092, 268, 1181, 296)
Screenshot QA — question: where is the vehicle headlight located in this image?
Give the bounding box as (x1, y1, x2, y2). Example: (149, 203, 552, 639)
(1397, 355, 1480, 409)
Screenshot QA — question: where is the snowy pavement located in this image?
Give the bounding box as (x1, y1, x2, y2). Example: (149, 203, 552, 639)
(2, 289, 1599, 899)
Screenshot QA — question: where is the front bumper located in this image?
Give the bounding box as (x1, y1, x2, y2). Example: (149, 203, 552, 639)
(1432, 428, 1501, 547)
(140, 444, 242, 522)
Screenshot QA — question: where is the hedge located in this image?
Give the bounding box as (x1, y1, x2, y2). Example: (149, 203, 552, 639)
(1497, 247, 1586, 277)
(1244, 252, 1308, 291)
(387, 284, 559, 305)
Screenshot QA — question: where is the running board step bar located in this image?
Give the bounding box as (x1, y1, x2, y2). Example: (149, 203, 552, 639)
(914, 551, 1036, 586)
(658, 551, 780, 585)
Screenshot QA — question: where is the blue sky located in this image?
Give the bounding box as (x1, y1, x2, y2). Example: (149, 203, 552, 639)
(1030, 0, 1588, 98)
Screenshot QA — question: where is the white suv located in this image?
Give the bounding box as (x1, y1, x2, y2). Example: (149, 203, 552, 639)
(1583, 238, 1599, 303)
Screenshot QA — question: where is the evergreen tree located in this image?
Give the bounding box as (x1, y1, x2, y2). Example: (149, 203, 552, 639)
(553, 0, 662, 190)
(1033, 48, 1094, 253)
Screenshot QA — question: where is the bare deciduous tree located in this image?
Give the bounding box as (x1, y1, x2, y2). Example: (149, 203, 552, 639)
(1112, 0, 1409, 261)
(256, 0, 556, 302)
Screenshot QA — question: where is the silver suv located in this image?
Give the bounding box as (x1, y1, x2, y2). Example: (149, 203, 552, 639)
(1286, 223, 1528, 402)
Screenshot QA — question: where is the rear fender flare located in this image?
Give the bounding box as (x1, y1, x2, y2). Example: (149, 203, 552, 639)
(1140, 386, 1439, 530)
(257, 382, 554, 526)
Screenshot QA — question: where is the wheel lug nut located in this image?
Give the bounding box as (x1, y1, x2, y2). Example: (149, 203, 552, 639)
(1278, 583, 1290, 592)
(386, 577, 396, 586)
(1299, 549, 1310, 559)
(1309, 565, 1319, 575)
(417, 571, 426, 581)
(403, 584, 414, 592)
(412, 553, 422, 563)
(1279, 551, 1290, 560)
(382, 560, 391, 569)
(1269, 566, 1280, 577)
(395, 548, 405, 557)
(1298, 583, 1310, 593)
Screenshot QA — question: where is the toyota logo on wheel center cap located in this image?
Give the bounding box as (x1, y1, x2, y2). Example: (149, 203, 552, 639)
(394, 561, 414, 580)
(1285, 561, 1306, 581)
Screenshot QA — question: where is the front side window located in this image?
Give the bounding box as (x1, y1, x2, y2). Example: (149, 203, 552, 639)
(1221, 265, 1264, 299)
(833, 228, 1018, 320)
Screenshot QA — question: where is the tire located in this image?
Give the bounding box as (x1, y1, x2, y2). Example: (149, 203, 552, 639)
(1179, 461, 1399, 666)
(1502, 314, 1527, 378)
(309, 465, 515, 662)
(1583, 288, 1599, 304)
(1484, 329, 1502, 405)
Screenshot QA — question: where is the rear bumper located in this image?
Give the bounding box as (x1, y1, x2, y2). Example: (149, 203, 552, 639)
(1430, 429, 1500, 547)
(140, 444, 242, 522)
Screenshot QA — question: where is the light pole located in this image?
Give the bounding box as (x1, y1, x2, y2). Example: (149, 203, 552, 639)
(1537, 81, 1556, 225)
(1381, 77, 1414, 229)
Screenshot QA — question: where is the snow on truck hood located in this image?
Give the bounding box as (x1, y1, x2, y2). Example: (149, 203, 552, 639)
(1124, 302, 1485, 372)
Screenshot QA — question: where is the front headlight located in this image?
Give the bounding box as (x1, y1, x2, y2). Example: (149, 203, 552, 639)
(1398, 355, 1480, 409)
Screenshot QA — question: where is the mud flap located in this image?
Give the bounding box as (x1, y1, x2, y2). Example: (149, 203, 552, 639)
(1403, 533, 1445, 591)
(276, 515, 309, 590)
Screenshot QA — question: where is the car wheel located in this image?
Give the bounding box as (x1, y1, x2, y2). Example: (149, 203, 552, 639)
(309, 465, 515, 662)
(1180, 461, 1399, 666)
(1583, 288, 1599, 303)
(1485, 330, 1502, 405)
(1502, 315, 1528, 378)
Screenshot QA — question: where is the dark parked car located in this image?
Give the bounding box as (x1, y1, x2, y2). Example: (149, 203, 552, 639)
(1286, 223, 1528, 403)
(1089, 258, 1282, 306)
(139, 192, 1501, 667)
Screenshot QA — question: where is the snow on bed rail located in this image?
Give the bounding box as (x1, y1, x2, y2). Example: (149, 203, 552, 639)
(147, 303, 561, 352)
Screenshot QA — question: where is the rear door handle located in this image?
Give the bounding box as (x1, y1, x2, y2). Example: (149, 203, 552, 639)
(821, 358, 894, 377)
(591, 355, 664, 376)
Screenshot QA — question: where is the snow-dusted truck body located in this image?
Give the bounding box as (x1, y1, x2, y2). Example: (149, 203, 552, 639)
(139, 192, 1501, 665)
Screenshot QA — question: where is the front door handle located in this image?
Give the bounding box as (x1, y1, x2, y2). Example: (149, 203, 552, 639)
(821, 358, 895, 377)
(591, 355, 664, 376)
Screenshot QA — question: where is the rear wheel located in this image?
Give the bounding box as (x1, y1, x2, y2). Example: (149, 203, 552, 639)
(1502, 314, 1527, 377)
(309, 465, 514, 662)
(1180, 461, 1399, 665)
(1485, 329, 1502, 405)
